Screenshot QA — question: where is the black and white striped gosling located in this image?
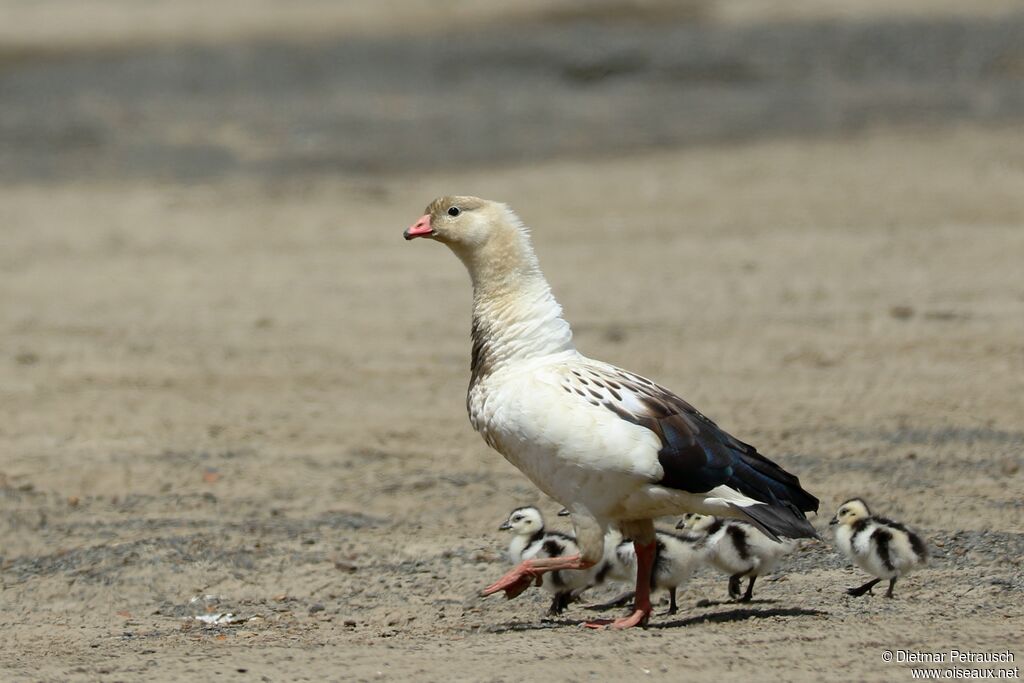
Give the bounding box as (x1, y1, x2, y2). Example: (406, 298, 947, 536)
(557, 509, 705, 615)
(602, 528, 708, 615)
(830, 498, 929, 599)
(678, 513, 797, 602)
(499, 506, 598, 615)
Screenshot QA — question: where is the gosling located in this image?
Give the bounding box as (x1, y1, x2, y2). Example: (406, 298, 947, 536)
(499, 506, 599, 615)
(830, 498, 928, 598)
(678, 513, 796, 602)
(557, 509, 705, 615)
(603, 528, 707, 615)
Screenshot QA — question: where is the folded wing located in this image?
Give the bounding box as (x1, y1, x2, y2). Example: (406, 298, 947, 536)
(561, 362, 819, 540)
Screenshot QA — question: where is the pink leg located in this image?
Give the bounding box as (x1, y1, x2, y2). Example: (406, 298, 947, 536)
(480, 554, 595, 600)
(585, 540, 656, 630)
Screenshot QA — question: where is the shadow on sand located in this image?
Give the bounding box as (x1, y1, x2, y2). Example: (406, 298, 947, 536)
(482, 604, 826, 633)
(651, 606, 827, 629)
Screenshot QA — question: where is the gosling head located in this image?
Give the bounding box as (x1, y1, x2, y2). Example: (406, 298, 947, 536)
(499, 506, 545, 536)
(829, 498, 872, 527)
(676, 512, 715, 533)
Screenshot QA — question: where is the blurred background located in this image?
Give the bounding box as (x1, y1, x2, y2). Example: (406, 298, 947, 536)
(2, 2, 1022, 680)
(3, 0, 1024, 181)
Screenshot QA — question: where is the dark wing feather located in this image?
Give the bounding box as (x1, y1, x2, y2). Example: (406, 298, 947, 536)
(570, 364, 819, 539)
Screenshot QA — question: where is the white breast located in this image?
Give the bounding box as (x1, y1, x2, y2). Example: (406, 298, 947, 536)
(468, 359, 663, 514)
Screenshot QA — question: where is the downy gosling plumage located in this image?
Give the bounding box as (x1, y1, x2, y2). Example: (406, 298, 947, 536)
(678, 513, 797, 602)
(603, 527, 708, 615)
(499, 506, 599, 615)
(830, 498, 928, 598)
(558, 508, 706, 615)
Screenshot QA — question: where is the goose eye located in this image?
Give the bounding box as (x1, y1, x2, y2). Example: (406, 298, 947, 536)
(448, 206, 461, 217)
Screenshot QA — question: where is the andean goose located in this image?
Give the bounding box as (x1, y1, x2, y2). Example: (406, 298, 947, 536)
(499, 506, 602, 615)
(602, 527, 707, 615)
(830, 498, 928, 598)
(678, 513, 797, 601)
(558, 508, 705, 615)
(404, 196, 819, 628)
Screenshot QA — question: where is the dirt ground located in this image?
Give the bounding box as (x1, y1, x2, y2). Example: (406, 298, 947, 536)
(2, 3, 1023, 682)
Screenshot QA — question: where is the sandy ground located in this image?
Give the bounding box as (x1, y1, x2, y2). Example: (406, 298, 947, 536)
(3, 122, 1022, 682)
(2, 3, 1023, 682)
(3, 0, 1022, 50)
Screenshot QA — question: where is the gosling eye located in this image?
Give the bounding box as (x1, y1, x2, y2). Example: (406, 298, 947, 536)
(448, 206, 461, 217)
